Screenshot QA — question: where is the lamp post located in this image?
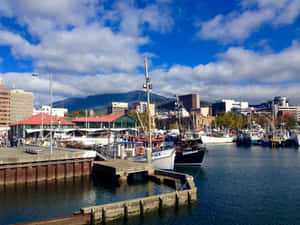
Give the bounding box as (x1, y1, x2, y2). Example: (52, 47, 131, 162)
(32, 73, 53, 154)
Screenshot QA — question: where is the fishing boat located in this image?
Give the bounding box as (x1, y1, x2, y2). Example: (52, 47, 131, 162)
(291, 130, 300, 147)
(201, 134, 233, 144)
(132, 58, 175, 170)
(174, 138, 206, 166)
(134, 146, 176, 170)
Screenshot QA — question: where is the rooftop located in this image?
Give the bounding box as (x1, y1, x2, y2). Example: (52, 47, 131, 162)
(10, 113, 75, 126)
(72, 113, 124, 123)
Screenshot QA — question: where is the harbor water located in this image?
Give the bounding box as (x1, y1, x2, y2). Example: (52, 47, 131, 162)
(2, 144, 300, 224)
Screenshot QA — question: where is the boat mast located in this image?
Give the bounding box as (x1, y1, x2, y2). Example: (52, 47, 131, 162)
(144, 58, 152, 164)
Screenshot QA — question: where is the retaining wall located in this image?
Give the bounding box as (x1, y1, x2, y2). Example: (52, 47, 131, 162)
(0, 158, 93, 186)
(13, 169, 197, 225)
(81, 170, 197, 224)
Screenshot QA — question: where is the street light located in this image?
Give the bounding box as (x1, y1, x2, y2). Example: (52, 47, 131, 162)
(32, 73, 53, 154)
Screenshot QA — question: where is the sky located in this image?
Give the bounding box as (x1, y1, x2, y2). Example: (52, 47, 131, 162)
(0, 0, 300, 106)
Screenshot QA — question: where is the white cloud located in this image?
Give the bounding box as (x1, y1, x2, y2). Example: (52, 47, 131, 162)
(3, 40, 300, 105)
(197, 0, 300, 42)
(0, 0, 173, 74)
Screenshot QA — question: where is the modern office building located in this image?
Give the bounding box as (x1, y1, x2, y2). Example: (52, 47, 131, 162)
(178, 94, 200, 112)
(10, 89, 34, 123)
(107, 102, 128, 114)
(212, 99, 249, 115)
(0, 84, 10, 128)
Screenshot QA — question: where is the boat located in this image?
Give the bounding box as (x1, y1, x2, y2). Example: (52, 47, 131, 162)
(174, 138, 206, 166)
(133, 147, 176, 170)
(236, 132, 251, 146)
(291, 131, 300, 147)
(201, 134, 233, 144)
(132, 58, 175, 170)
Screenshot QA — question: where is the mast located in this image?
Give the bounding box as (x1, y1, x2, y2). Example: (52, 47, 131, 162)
(144, 58, 152, 164)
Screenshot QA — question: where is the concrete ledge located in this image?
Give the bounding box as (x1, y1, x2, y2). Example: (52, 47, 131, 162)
(81, 169, 197, 224)
(14, 168, 198, 225)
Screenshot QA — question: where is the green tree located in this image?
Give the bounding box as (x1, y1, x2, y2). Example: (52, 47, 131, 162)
(128, 111, 154, 131)
(283, 114, 297, 129)
(65, 110, 86, 118)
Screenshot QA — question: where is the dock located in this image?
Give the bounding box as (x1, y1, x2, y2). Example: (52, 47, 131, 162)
(93, 159, 153, 180)
(0, 146, 96, 186)
(16, 169, 197, 225)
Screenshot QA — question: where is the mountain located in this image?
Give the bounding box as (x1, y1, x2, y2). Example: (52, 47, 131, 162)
(53, 90, 171, 112)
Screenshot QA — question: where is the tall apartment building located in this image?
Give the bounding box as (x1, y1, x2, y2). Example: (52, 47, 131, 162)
(10, 89, 34, 123)
(107, 102, 128, 114)
(178, 94, 200, 112)
(0, 85, 10, 127)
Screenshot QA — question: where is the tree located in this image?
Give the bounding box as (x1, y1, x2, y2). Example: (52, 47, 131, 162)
(65, 110, 86, 118)
(283, 114, 297, 129)
(213, 112, 248, 130)
(128, 111, 154, 131)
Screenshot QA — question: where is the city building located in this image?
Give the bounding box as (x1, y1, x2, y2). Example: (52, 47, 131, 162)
(278, 106, 300, 121)
(130, 101, 155, 116)
(33, 105, 68, 117)
(72, 113, 136, 129)
(107, 102, 128, 114)
(199, 107, 210, 117)
(178, 94, 200, 112)
(9, 113, 75, 138)
(0, 83, 10, 130)
(212, 99, 249, 116)
(10, 89, 33, 123)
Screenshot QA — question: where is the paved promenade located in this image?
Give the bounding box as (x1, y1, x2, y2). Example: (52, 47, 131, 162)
(0, 146, 96, 165)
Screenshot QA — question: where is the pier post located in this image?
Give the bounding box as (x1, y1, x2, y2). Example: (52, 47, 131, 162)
(121, 145, 125, 160)
(118, 175, 128, 184)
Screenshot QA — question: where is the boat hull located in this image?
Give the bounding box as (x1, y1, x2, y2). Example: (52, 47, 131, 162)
(152, 149, 176, 170)
(294, 134, 300, 147)
(133, 148, 176, 170)
(175, 148, 206, 166)
(201, 136, 233, 144)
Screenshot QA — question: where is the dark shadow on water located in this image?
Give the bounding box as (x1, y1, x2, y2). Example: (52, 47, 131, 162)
(0, 174, 175, 225)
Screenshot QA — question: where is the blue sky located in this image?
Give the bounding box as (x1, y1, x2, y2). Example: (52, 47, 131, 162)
(0, 0, 300, 105)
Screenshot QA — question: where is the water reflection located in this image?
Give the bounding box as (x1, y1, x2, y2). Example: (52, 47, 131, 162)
(0, 174, 174, 225)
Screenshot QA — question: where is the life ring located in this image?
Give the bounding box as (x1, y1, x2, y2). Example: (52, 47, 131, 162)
(136, 146, 145, 156)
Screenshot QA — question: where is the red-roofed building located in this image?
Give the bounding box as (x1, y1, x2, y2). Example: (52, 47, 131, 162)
(72, 114, 136, 129)
(10, 113, 75, 137)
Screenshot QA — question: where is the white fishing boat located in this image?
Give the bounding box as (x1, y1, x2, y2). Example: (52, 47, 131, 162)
(132, 57, 175, 170)
(201, 135, 233, 144)
(133, 147, 176, 170)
